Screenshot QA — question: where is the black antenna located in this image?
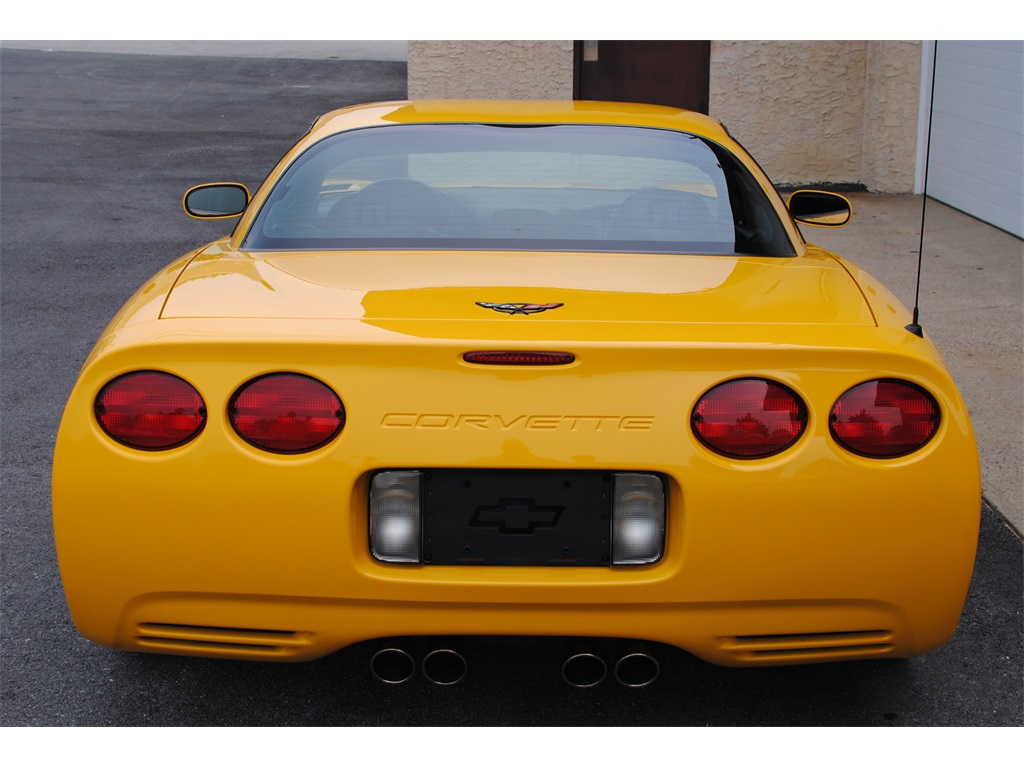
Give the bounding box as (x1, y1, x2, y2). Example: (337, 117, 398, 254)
(907, 41, 940, 338)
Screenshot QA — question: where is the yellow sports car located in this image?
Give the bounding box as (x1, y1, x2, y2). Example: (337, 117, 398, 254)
(52, 101, 980, 685)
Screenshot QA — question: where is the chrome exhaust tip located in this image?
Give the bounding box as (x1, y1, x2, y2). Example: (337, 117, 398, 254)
(614, 649, 660, 688)
(370, 647, 416, 685)
(422, 648, 467, 686)
(562, 651, 608, 688)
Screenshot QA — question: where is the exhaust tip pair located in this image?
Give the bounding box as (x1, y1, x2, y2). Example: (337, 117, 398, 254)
(562, 649, 660, 688)
(371, 647, 467, 686)
(371, 642, 659, 688)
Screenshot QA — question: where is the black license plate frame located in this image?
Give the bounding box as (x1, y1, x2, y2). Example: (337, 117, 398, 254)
(422, 469, 612, 566)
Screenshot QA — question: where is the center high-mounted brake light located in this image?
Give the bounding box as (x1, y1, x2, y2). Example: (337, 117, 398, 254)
(463, 351, 575, 366)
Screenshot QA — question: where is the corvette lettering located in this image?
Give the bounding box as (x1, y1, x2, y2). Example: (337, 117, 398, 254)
(381, 414, 655, 431)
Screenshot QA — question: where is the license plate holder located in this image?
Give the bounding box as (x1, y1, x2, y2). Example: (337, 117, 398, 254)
(422, 470, 611, 566)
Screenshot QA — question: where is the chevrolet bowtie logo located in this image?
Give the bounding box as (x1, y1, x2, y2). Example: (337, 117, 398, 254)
(471, 499, 564, 534)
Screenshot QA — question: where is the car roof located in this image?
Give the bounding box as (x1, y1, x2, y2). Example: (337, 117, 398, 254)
(306, 100, 733, 143)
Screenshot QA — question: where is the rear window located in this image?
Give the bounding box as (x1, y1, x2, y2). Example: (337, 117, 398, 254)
(243, 124, 795, 256)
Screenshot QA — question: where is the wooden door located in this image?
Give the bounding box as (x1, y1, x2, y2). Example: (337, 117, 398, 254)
(574, 41, 711, 114)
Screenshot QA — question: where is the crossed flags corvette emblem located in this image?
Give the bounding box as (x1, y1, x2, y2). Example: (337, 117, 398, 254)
(476, 302, 564, 316)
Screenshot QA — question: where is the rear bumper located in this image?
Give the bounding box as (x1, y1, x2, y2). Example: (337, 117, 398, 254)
(56, 450, 978, 666)
(53, 332, 981, 667)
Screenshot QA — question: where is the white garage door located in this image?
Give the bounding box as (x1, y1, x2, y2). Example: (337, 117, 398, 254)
(927, 41, 1023, 238)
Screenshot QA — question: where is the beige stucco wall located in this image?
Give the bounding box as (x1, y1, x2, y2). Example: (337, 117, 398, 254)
(407, 40, 921, 192)
(408, 41, 573, 100)
(710, 41, 867, 187)
(860, 41, 922, 193)
(710, 40, 920, 192)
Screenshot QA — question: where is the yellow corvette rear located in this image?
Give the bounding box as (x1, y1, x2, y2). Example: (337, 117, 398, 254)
(52, 101, 979, 673)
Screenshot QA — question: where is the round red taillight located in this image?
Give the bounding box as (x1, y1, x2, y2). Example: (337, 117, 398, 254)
(95, 371, 206, 450)
(830, 379, 940, 457)
(229, 373, 344, 453)
(692, 378, 807, 458)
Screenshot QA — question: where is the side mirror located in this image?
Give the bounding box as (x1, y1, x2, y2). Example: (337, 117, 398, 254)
(787, 190, 852, 228)
(183, 183, 250, 219)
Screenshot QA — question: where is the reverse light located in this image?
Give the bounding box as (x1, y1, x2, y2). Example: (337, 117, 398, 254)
(95, 371, 206, 450)
(229, 373, 344, 453)
(692, 378, 807, 458)
(611, 473, 665, 565)
(830, 379, 940, 457)
(369, 471, 422, 563)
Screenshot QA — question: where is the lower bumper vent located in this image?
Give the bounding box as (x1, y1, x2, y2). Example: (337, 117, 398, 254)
(719, 630, 895, 662)
(135, 623, 311, 658)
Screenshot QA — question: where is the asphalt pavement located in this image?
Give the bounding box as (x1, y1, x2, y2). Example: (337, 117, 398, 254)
(1, 45, 1021, 727)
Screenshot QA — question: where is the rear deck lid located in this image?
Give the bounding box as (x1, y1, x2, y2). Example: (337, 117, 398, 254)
(160, 248, 874, 327)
